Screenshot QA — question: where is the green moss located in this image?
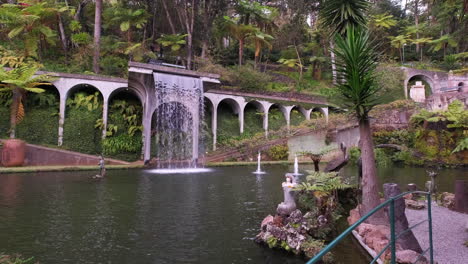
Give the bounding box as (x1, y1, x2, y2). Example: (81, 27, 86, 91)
(16, 107, 59, 145)
(63, 107, 102, 155)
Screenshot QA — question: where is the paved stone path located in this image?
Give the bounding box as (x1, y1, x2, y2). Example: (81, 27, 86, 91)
(406, 203, 468, 264)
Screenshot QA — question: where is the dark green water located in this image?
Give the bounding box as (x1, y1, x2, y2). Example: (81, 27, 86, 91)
(0, 165, 466, 264)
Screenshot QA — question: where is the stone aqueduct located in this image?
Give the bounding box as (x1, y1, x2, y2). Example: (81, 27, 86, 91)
(36, 62, 330, 161)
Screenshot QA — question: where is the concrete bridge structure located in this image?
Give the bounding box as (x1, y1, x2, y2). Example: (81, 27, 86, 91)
(36, 62, 330, 161)
(402, 67, 468, 110)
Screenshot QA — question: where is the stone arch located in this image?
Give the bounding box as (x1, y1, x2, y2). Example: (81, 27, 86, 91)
(108, 87, 144, 105)
(217, 98, 241, 137)
(405, 74, 435, 98)
(290, 106, 306, 126)
(243, 100, 265, 135)
(62, 83, 104, 154)
(267, 104, 287, 131)
(15, 82, 60, 145)
(311, 107, 325, 119)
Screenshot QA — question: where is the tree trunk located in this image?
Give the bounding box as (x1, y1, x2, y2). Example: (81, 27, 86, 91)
(414, 0, 420, 53)
(74, 0, 91, 22)
(57, 14, 68, 54)
(330, 41, 337, 85)
(162, 0, 177, 34)
(239, 39, 244, 66)
(359, 118, 386, 224)
(9, 88, 21, 139)
(313, 159, 320, 172)
(93, 0, 102, 74)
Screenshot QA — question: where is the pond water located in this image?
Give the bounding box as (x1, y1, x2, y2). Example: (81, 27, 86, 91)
(0, 165, 466, 264)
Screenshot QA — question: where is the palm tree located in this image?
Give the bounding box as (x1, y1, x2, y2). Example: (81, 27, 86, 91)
(106, 6, 148, 43)
(320, 0, 369, 36)
(224, 18, 257, 66)
(0, 2, 58, 57)
(430, 34, 457, 57)
(333, 26, 386, 224)
(412, 37, 432, 61)
(390, 34, 410, 63)
(320, 0, 369, 84)
(370, 13, 397, 30)
(0, 63, 52, 138)
(249, 30, 274, 69)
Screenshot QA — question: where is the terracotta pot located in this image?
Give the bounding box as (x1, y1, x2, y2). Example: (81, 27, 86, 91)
(1, 139, 26, 167)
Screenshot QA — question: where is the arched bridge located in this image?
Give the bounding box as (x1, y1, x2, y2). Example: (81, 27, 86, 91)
(402, 67, 468, 97)
(32, 62, 331, 160)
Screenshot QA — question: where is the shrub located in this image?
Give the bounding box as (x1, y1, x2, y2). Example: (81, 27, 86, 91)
(102, 133, 142, 161)
(63, 107, 102, 154)
(267, 144, 288, 160)
(101, 56, 128, 77)
(230, 65, 271, 91)
(374, 67, 406, 101)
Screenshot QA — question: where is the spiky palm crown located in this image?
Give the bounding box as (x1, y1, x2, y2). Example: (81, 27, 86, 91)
(320, 0, 369, 36)
(333, 26, 381, 121)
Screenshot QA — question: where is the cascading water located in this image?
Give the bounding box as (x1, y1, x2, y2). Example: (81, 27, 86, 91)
(152, 72, 203, 169)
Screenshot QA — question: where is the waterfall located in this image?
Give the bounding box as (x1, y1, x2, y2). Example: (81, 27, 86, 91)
(152, 72, 203, 169)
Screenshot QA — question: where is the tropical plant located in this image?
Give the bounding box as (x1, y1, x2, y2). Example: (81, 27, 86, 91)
(0, 62, 52, 138)
(430, 34, 457, 56)
(223, 17, 257, 66)
(389, 34, 411, 62)
(249, 29, 273, 68)
(319, 0, 369, 36)
(0, 1, 62, 57)
(370, 13, 397, 29)
(66, 92, 101, 111)
(157, 33, 188, 54)
(105, 6, 148, 43)
(333, 26, 385, 223)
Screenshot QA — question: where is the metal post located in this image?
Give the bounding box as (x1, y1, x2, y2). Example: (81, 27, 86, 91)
(389, 199, 396, 264)
(427, 194, 434, 264)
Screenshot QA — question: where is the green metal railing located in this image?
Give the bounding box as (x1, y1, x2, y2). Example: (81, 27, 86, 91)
(307, 191, 434, 264)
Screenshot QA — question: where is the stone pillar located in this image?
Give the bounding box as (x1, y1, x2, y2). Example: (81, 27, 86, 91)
(57, 93, 67, 146)
(212, 102, 218, 151)
(305, 109, 313, 120)
(142, 110, 152, 163)
(263, 109, 269, 137)
(192, 110, 199, 162)
(239, 103, 245, 134)
(384, 183, 423, 253)
(284, 106, 294, 131)
(321, 107, 329, 123)
(101, 99, 109, 139)
(455, 180, 468, 213)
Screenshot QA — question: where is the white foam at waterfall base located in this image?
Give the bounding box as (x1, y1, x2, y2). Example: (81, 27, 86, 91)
(146, 168, 214, 174)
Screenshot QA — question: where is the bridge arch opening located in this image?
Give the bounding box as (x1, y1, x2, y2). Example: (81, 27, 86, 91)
(105, 88, 143, 161)
(14, 82, 60, 145)
(217, 98, 241, 142)
(203, 97, 215, 150)
(63, 84, 104, 154)
(268, 104, 287, 131)
(311, 107, 325, 119)
(290, 106, 306, 126)
(407, 75, 433, 98)
(243, 100, 264, 136)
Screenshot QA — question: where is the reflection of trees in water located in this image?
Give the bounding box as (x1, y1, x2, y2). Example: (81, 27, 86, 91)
(154, 102, 193, 161)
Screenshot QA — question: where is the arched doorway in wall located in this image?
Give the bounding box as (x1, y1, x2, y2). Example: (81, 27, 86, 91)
(63, 84, 104, 154)
(14, 83, 60, 145)
(407, 75, 434, 98)
(290, 106, 306, 126)
(103, 88, 143, 161)
(243, 100, 264, 136)
(268, 104, 287, 131)
(217, 98, 240, 145)
(151, 102, 194, 165)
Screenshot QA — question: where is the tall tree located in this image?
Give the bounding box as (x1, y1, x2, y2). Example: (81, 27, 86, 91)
(333, 26, 386, 224)
(93, 0, 102, 73)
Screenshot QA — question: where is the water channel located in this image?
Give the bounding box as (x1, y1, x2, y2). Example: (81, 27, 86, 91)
(0, 165, 466, 263)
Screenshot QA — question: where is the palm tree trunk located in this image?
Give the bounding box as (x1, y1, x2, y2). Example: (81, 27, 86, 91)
(239, 39, 244, 66)
(162, 0, 177, 34)
(330, 41, 337, 85)
(93, 0, 102, 74)
(57, 14, 68, 54)
(9, 88, 21, 139)
(359, 118, 386, 224)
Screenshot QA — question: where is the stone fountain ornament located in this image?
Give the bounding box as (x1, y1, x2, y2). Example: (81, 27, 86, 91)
(276, 174, 298, 215)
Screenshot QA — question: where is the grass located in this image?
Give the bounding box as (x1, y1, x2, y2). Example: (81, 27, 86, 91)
(0, 164, 144, 174)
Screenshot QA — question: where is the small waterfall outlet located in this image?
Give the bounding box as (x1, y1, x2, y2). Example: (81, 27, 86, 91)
(152, 72, 203, 169)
